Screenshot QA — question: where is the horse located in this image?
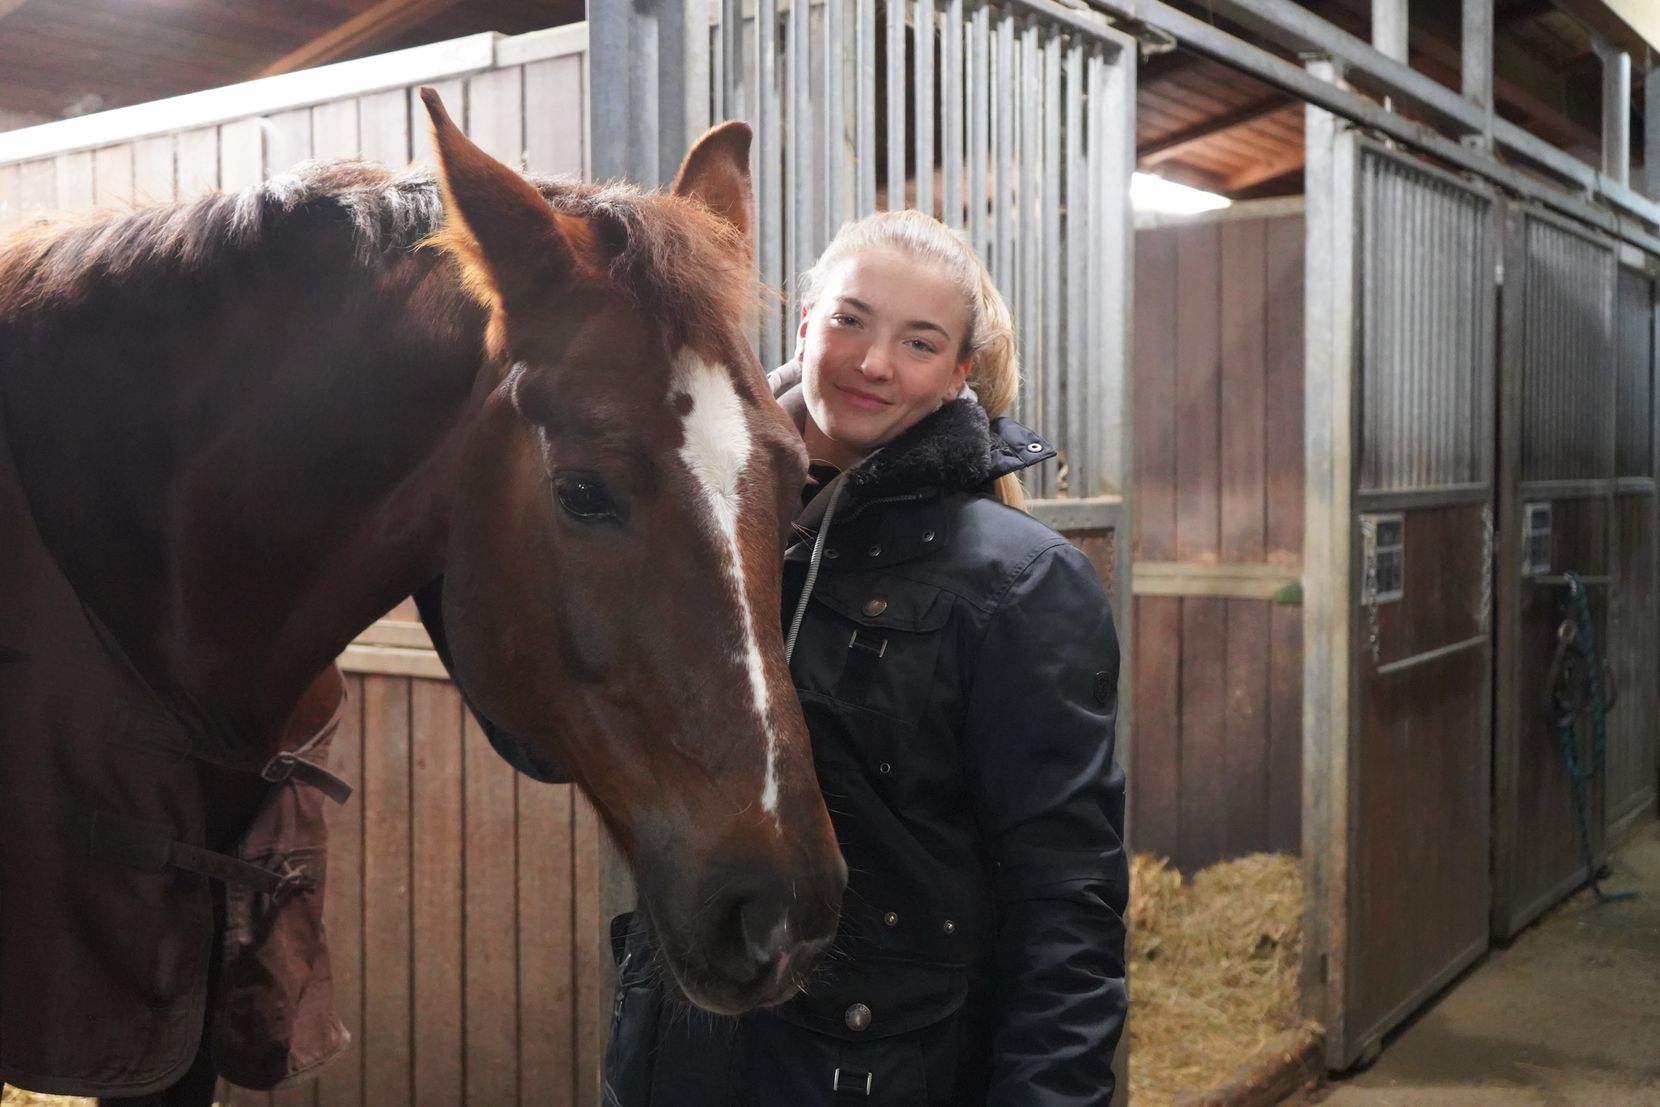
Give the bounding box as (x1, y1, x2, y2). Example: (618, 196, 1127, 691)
(0, 88, 845, 1104)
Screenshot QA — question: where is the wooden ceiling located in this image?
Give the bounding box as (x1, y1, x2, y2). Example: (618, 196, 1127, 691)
(0, 0, 581, 123)
(0, 0, 1643, 202)
(1140, 0, 1646, 199)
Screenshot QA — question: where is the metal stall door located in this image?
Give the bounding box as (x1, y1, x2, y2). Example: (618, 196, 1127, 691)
(1607, 262, 1659, 845)
(1305, 121, 1499, 1069)
(1492, 208, 1619, 940)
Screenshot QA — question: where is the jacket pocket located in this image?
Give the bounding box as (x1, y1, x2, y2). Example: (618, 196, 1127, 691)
(798, 575, 950, 726)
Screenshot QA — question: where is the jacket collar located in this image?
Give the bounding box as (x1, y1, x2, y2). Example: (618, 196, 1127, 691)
(767, 362, 1056, 503)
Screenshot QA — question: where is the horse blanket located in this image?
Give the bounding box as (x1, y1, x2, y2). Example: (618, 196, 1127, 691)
(0, 409, 350, 1097)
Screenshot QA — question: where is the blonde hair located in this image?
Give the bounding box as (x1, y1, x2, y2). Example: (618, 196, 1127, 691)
(799, 210, 1027, 510)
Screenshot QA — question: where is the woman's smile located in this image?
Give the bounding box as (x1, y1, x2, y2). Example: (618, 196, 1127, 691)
(833, 382, 891, 411)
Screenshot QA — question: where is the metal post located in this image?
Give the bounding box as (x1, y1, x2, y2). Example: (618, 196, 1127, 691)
(1461, 0, 1493, 150)
(1595, 37, 1632, 188)
(1303, 53, 1357, 1069)
(1371, 0, 1407, 66)
(588, 0, 705, 186)
(1647, 64, 1660, 201)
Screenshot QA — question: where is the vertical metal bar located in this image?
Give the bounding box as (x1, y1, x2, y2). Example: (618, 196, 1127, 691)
(968, 2, 989, 255)
(759, 0, 783, 366)
(1371, 0, 1408, 65)
(1461, 0, 1494, 149)
(858, 0, 877, 214)
(1064, 38, 1085, 493)
(942, 0, 963, 228)
(915, 0, 935, 217)
(1646, 62, 1660, 201)
(1596, 40, 1632, 188)
(1019, 17, 1039, 428)
(724, 0, 743, 122)
(887, 0, 907, 209)
(1083, 47, 1102, 500)
(825, 0, 845, 244)
(1040, 28, 1062, 496)
(658, 0, 707, 184)
(1302, 56, 1358, 1069)
(994, 13, 1013, 313)
(788, 0, 808, 294)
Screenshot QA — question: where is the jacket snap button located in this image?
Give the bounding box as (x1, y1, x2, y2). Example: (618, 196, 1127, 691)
(845, 1002, 872, 1031)
(824, 548, 838, 559)
(862, 597, 888, 617)
(1026, 441, 1043, 452)
(922, 529, 936, 543)
(868, 545, 882, 557)
(884, 911, 899, 927)
(942, 919, 957, 935)
(878, 762, 892, 774)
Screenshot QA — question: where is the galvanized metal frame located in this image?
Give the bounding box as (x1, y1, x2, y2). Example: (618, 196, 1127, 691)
(1080, 0, 1660, 247)
(1301, 62, 1359, 1067)
(1304, 90, 1504, 1069)
(1606, 257, 1659, 844)
(590, 0, 1134, 502)
(1492, 198, 1621, 940)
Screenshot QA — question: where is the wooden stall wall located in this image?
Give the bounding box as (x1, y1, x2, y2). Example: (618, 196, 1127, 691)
(1131, 207, 1305, 875)
(0, 29, 610, 1107)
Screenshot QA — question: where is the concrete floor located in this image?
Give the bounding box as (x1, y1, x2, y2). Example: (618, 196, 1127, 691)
(1308, 821, 1660, 1107)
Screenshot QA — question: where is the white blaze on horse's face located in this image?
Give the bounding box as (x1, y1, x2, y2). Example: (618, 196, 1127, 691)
(670, 348, 782, 815)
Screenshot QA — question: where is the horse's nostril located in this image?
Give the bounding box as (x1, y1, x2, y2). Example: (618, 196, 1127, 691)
(737, 897, 792, 971)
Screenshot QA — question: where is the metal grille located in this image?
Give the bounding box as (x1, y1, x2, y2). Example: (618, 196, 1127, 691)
(608, 0, 1130, 499)
(1615, 266, 1655, 480)
(1520, 216, 1616, 483)
(1357, 147, 1495, 492)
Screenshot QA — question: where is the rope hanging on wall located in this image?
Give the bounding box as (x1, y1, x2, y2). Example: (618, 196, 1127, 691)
(1545, 571, 1635, 905)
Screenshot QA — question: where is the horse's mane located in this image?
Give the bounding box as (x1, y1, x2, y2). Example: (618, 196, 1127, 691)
(0, 159, 760, 344)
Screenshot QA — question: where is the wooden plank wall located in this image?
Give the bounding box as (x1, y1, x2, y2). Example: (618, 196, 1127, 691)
(1131, 210, 1305, 875)
(0, 43, 607, 1107)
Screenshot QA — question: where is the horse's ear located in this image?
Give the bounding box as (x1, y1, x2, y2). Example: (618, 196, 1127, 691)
(419, 86, 597, 306)
(671, 121, 754, 250)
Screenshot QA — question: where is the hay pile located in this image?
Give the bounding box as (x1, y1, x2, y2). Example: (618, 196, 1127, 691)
(1128, 851, 1303, 1106)
(2, 1089, 91, 1106)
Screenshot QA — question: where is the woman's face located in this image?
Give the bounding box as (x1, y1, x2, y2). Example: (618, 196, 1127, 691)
(797, 246, 973, 470)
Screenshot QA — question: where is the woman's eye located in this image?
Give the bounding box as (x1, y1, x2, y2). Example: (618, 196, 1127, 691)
(830, 313, 860, 327)
(906, 339, 938, 355)
(555, 477, 619, 522)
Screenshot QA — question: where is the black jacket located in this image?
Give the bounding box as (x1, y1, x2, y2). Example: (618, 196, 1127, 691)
(603, 393, 1128, 1107)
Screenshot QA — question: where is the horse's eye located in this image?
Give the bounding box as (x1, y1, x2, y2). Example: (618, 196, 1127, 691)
(555, 477, 619, 522)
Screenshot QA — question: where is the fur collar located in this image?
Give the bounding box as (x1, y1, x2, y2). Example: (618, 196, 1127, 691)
(842, 398, 997, 499)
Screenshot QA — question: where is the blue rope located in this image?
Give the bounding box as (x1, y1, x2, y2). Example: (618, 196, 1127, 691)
(1551, 571, 1635, 904)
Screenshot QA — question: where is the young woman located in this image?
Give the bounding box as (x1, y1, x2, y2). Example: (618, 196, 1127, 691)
(604, 210, 1127, 1106)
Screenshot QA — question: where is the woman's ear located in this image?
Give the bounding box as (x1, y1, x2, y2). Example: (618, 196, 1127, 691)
(943, 356, 973, 401)
(795, 304, 811, 361)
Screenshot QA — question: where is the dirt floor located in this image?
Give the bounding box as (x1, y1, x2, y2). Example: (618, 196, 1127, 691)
(1304, 820, 1660, 1107)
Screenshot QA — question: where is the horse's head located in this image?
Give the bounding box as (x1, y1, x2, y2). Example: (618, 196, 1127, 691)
(415, 90, 843, 1013)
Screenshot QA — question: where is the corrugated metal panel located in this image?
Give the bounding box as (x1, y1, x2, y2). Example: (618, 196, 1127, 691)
(692, 0, 1127, 497)
(1520, 216, 1616, 483)
(1616, 266, 1654, 479)
(1357, 147, 1495, 491)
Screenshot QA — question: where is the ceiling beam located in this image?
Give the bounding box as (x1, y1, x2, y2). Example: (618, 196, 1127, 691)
(1547, 0, 1655, 62)
(1225, 145, 1306, 191)
(1138, 94, 1296, 162)
(256, 0, 465, 78)
(1498, 0, 1559, 27)
(1322, 0, 1597, 150)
